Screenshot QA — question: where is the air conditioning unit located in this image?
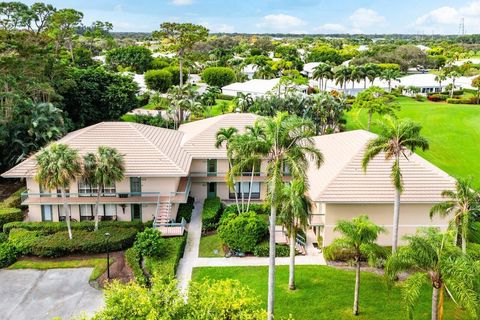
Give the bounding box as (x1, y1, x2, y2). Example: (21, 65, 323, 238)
(118, 193, 129, 198)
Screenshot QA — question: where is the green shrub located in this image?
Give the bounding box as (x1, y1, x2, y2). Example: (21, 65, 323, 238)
(30, 227, 137, 258)
(0, 208, 24, 230)
(145, 235, 187, 277)
(223, 203, 267, 217)
(9, 228, 45, 255)
(446, 97, 476, 104)
(137, 92, 151, 107)
(218, 212, 268, 253)
(164, 66, 186, 86)
(125, 246, 148, 286)
(414, 94, 426, 102)
(427, 94, 448, 102)
(144, 69, 173, 92)
(0, 233, 7, 243)
(177, 197, 194, 223)
(151, 58, 170, 70)
(3, 220, 144, 234)
(0, 242, 17, 268)
(1, 187, 26, 208)
(106, 46, 153, 73)
(467, 242, 480, 260)
(323, 244, 389, 262)
(217, 94, 235, 101)
(202, 197, 223, 232)
(134, 228, 166, 258)
(202, 67, 236, 87)
(253, 242, 290, 257)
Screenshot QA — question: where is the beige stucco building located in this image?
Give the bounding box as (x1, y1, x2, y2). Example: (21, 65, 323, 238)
(2, 114, 455, 245)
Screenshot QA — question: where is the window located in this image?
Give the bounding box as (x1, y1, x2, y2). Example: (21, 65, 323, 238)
(102, 183, 116, 196)
(78, 181, 114, 196)
(207, 159, 217, 176)
(80, 205, 94, 221)
(103, 204, 116, 221)
(229, 182, 260, 199)
(130, 177, 142, 195)
(283, 162, 291, 176)
(58, 205, 71, 221)
(41, 205, 53, 221)
(242, 160, 261, 176)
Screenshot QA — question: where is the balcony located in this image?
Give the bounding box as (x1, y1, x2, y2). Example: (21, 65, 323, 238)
(189, 171, 290, 183)
(22, 177, 191, 206)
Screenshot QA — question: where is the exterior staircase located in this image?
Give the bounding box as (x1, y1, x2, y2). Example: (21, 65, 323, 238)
(155, 201, 172, 224)
(153, 196, 186, 237)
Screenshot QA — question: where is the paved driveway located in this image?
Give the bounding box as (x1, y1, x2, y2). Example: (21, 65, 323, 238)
(0, 268, 104, 320)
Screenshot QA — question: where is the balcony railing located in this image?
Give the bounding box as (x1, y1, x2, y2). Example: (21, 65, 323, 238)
(190, 171, 264, 177)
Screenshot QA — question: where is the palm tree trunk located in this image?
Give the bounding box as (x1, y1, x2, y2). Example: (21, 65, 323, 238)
(353, 256, 360, 315)
(367, 112, 373, 131)
(392, 188, 401, 253)
(240, 171, 245, 213)
(267, 182, 277, 320)
(228, 159, 241, 215)
(289, 229, 296, 290)
(94, 185, 101, 231)
(364, 79, 367, 89)
(432, 285, 440, 320)
(438, 286, 444, 320)
(179, 53, 184, 88)
(61, 188, 73, 240)
(246, 163, 255, 212)
(461, 231, 467, 255)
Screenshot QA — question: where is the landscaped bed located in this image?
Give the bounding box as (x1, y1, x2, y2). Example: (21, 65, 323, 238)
(192, 265, 463, 320)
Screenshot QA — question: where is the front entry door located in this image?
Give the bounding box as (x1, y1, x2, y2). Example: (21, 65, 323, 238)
(207, 182, 217, 199)
(131, 204, 142, 221)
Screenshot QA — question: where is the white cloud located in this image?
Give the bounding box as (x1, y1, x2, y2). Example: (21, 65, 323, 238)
(413, 1, 480, 34)
(349, 8, 386, 29)
(171, 0, 194, 6)
(200, 21, 234, 33)
(314, 23, 348, 33)
(113, 4, 123, 12)
(257, 14, 306, 31)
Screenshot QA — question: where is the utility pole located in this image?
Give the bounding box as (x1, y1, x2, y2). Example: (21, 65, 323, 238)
(459, 18, 465, 36)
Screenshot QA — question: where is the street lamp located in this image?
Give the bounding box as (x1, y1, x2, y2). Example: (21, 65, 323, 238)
(104, 232, 111, 280)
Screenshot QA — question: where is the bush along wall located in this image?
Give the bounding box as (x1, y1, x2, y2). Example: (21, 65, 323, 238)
(0, 208, 24, 231)
(202, 197, 223, 232)
(3, 220, 145, 234)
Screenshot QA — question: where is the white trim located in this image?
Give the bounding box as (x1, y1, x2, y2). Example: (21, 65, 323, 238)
(325, 224, 449, 228)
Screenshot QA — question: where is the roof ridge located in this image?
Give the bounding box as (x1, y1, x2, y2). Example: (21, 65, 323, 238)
(60, 122, 103, 144)
(127, 123, 188, 175)
(179, 114, 227, 146)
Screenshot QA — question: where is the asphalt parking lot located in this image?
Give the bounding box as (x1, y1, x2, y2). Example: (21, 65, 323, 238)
(0, 268, 103, 320)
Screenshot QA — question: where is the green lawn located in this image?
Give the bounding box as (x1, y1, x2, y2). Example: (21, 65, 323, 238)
(192, 265, 464, 320)
(346, 96, 480, 185)
(9, 258, 110, 281)
(199, 233, 224, 257)
(203, 99, 234, 117)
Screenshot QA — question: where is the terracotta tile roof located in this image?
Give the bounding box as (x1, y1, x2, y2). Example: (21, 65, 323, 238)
(2, 122, 191, 178)
(307, 130, 455, 203)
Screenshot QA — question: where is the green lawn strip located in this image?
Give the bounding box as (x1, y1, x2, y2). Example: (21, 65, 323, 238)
(199, 233, 224, 257)
(346, 96, 480, 186)
(192, 265, 464, 320)
(8, 258, 111, 281)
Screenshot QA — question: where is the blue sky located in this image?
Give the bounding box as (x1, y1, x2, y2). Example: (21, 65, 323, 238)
(18, 0, 480, 34)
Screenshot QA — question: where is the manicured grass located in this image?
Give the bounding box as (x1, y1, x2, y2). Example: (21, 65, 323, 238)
(204, 99, 234, 117)
(199, 233, 224, 257)
(8, 258, 111, 281)
(346, 96, 480, 185)
(192, 265, 464, 320)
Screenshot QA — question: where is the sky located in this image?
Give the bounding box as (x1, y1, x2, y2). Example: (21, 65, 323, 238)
(17, 0, 480, 34)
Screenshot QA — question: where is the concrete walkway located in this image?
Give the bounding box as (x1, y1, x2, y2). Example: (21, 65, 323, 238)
(195, 255, 325, 267)
(176, 201, 203, 293)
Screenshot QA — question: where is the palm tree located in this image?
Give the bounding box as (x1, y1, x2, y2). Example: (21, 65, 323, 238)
(312, 63, 333, 91)
(233, 92, 254, 112)
(386, 228, 480, 320)
(448, 71, 461, 98)
(229, 112, 323, 320)
(350, 66, 364, 91)
(362, 117, 429, 252)
(83, 146, 125, 231)
(430, 177, 480, 254)
(364, 63, 382, 87)
(215, 127, 240, 214)
(331, 215, 385, 315)
(352, 86, 399, 131)
(278, 179, 311, 290)
(434, 72, 447, 92)
(334, 65, 352, 92)
(35, 143, 82, 240)
(380, 69, 401, 92)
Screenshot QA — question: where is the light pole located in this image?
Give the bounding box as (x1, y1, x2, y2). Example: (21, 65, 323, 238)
(104, 232, 111, 280)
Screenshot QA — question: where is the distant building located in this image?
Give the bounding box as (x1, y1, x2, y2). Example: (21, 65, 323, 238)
(221, 78, 281, 97)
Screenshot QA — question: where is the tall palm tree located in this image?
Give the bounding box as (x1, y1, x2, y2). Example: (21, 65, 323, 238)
(448, 71, 461, 98)
(233, 92, 254, 112)
(352, 86, 399, 131)
(350, 66, 364, 91)
(229, 112, 323, 320)
(35, 143, 82, 239)
(364, 63, 382, 87)
(278, 179, 311, 291)
(380, 69, 401, 92)
(386, 228, 480, 320)
(334, 65, 352, 92)
(430, 177, 480, 254)
(331, 215, 385, 316)
(312, 62, 333, 91)
(83, 146, 125, 231)
(215, 127, 240, 214)
(434, 72, 447, 92)
(362, 117, 429, 252)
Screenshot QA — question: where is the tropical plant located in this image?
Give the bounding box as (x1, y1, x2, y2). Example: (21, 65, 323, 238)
(385, 228, 480, 320)
(233, 92, 254, 112)
(447, 71, 461, 98)
(228, 112, 323, 319)
(434, 72, 447, 92)
(331, 215, 385, 315)
(472, 76, 480, 104)
(364, 63, 382, 87)
(334, 65, 352, 91)
(278, 179, 311, 290)
(312, 62, 333, 91)
(83, 146, 125, 231)
(353, 86, 400, 131)
(362, 117, 429, 252)
(202, 67, 236, 87)
(380, 69, 401, 92)
(430, 177, 480, 254)
(35, 143, 82, 239)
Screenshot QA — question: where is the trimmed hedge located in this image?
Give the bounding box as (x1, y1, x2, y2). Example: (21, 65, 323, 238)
(145, 235, 187, 277)
(0, 208, 24, 230)
(446, 97, 477, 105)
(177, 197, 195, 223)
(9, 228, 45, 255)
(0, 242, 17, 268)
(17, 227, 137, 258)
(144, 69, 173, 92)
(3, 220, 145, 234)
(164, 66, 186, 86)
(217, 94, 235, 101)
(134, 228, 166, 258)
(125, 246, 149, 286)
(0, 233, 7, 244)
(323, 244, 389, 262)
(223, 203, 267, 217)
(427, 94, 448, 102)
(202, 197, 223, 232)
(253, 242, 290, 257)
(202, 67, 236, 87)
(217, 212, 268, 253)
